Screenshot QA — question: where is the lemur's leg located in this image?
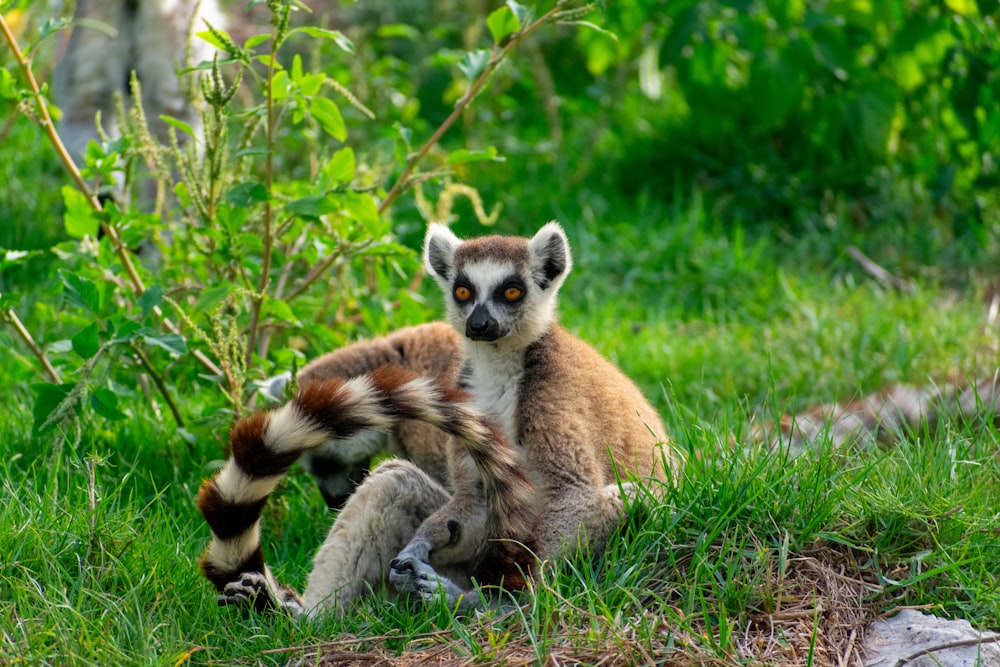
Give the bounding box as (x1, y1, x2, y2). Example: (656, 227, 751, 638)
(198, 367, 512, 616)
(53, 0, 131, 160)
(301, 459, 461, 614)
(530, 482, 635, 563)
(133, 0, 215, 147)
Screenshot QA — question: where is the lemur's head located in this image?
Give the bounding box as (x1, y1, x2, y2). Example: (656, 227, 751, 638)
(423, 222, 572, 346)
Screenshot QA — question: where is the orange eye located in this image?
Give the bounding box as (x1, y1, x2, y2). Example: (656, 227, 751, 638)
(454, 286, 472, 301)
(504, 286, 522, 301)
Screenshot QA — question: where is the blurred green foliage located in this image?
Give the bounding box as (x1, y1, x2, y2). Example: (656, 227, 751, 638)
(523, 0, 998, 232)
(583, 0, 999, 231)
(1, 0, 997, 437)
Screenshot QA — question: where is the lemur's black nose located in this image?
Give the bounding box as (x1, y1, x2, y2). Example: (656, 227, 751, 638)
(467, 305, 502, 341)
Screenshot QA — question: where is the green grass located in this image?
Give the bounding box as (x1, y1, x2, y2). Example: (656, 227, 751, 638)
(4, 1, 999, 662)
(2, 191, 999, 665)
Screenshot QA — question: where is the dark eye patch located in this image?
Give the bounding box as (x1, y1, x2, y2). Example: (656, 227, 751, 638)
(493, 276, 526, 303)
(452, 274, 475, 304)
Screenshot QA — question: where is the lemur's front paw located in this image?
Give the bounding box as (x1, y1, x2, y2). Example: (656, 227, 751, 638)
(218, 572, 304, 617)
(389, 556, 466, 606)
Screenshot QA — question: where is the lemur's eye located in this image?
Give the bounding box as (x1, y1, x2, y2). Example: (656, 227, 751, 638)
(503, 286, 523, 301)
(454, 285, 472, 302)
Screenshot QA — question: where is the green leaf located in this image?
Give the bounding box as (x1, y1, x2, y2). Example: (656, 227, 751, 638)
(845, 86, 898, 155)
(237, 232, 264, 254)
(291, 26, 355, 54)
(192, 283, 235, 315)
(263, 296, 300, 326)
(487, 6, 520, 44)
(142, 333, 188, 357)
(562, 21, 618, 41)
(309, 97, 346, 141)
(138, 285, 164, 317)
(113, 321, 146, 343)
(38, 17, 74, 43)
(160, 115, 195, 138)
(60, 270, 100, 313)
(298, 73, 325, 97)
(71, 322, 101, 359)
(323, 147, 356, 184)
(285, 194, 339, 218)
(244, 33, 270, 49)
(31, 382, 77, 433)
(748, 49, 803, 129)
(195, 28, 232, 51)
(376, 24, 420, 40)
(91, 387, 127, 421)
(458, 49, 491, 82)
(62, 186, 99, 238)
(506, 0, 531, 25)
(174, 181, 191, 208)
(341, 192, 382, 237)
(0, 69, 17, 100)
(270, 69, 290, 100)
(232, 147, 270, 159)
(446, 146, 503, 165)
(225, 182, 271, 207)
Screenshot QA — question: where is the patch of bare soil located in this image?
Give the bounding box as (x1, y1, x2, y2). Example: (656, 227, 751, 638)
(267, 542, 886, 667)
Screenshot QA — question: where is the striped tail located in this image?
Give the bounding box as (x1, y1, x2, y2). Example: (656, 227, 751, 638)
(197, 366, 534, 592)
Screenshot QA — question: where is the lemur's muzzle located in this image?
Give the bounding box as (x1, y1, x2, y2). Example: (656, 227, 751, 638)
(466, 305, 504, 342)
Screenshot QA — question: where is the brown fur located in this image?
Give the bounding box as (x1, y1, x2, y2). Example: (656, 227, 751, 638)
(196, 222, 672, 616)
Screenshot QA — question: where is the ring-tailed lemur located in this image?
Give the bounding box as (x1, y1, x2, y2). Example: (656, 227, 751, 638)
(53, 0, 223, 185)
(196, 222, 673, 615)
(753, 375, 1000, 455)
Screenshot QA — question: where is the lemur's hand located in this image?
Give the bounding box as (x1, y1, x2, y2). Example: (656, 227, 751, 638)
(389, 541, 469, 608)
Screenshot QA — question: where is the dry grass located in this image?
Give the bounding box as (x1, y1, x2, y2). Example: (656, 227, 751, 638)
(266, 542, 886, 667)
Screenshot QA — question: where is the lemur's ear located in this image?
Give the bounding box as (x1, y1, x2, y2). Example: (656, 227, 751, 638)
(528, 221, 572, 291)
(424, 224, 462, 281)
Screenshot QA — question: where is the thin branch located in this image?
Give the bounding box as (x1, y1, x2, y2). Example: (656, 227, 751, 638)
(377, 2, 567, 215)
(130, 343, 185, 428)
(2, 308, 62, 383)
(244, 20, 281, 367)
(846, 245, 914, 294)
(283, 247, 346, 302)
(0, 14, 224, 379)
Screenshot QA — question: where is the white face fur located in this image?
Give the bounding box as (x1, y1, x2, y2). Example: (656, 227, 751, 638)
(423, 222, 572, 348)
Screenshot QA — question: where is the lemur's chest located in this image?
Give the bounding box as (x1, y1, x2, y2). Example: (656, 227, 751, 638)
(462, 354, 524, 446)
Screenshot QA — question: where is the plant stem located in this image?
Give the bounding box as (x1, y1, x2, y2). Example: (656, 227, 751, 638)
(378, 3, 564, 215)
(244, 21, 280, 368)
(2, 308, 62, 384)
(130, 343, 185, 428)
(0, 14, 224, 379)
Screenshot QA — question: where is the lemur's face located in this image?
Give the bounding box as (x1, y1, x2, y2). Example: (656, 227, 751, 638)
(450, 259, 530, 342)
(424, 223, 572, 345)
